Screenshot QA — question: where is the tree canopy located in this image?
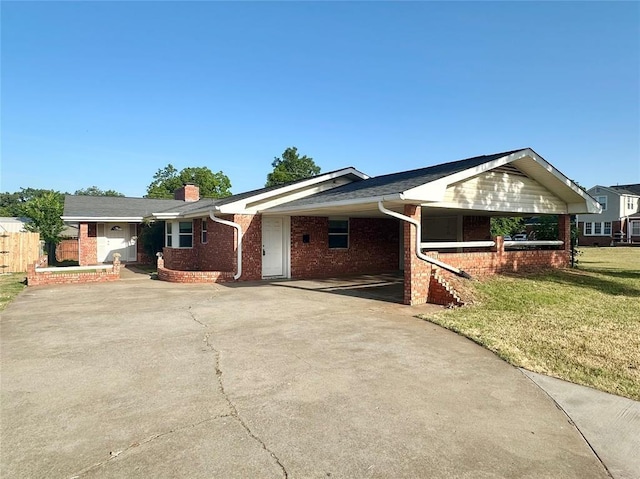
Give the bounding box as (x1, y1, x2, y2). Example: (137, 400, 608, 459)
(490, 217, 525, 238)
(74, 186, 124, 197)
(265, 147, 321, 187)
(146, 164, 232, 199)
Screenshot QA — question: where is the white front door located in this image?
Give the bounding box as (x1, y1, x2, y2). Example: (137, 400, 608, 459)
(262, 217, 284, 277)
(103, 223, 129, 262)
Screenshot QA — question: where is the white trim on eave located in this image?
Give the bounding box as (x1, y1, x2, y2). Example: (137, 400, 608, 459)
(61, 216, 143, 222)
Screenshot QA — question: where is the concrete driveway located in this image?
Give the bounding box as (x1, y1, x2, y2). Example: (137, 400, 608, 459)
(1, 275, 608, 478)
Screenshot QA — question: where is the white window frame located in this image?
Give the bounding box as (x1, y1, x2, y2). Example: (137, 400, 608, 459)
(165, 220, 193, 248)
(596, 196, 607, 211)
(584, 221, 613, 236)
(627, 197, 635, 211)
(201, 219, 208, 244)
(328, 217, 349, 249)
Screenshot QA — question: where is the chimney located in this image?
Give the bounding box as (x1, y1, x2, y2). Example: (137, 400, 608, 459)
(174, 183, 200, 202)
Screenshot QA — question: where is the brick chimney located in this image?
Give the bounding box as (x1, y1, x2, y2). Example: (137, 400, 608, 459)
(174, 183, 200, 202)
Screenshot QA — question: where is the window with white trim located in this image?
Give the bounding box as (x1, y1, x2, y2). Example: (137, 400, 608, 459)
(166, 222, 173, 247)
(201, 219, 208, 244)
(596, 196, 607, 211)
(632, 221, 640, 236)
(627, 197, 636, 211)
(584, 221, 613, 236)
(328, 218, 349, 249)
(165, 220, 193, 248)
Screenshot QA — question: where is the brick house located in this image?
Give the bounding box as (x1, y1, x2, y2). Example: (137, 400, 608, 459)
(63, 148, 600, 305)
(576, 184, 640, 246)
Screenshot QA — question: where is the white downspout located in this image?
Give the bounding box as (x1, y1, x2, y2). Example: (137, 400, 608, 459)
(377, 201, 472, 279)
(209, 209, 243, 280)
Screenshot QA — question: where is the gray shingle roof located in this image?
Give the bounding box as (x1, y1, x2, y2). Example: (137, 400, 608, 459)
(271, 150, 523, 209)
(63, 195, 187, 218)
(610, 184, 640, 196)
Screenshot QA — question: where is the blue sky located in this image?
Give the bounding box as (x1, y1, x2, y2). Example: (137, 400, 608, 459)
(2, 1, 638, 197)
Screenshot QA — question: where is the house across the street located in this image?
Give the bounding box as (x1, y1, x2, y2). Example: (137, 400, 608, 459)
(62, 148, 601, 305)
(576, 184, 640, 246)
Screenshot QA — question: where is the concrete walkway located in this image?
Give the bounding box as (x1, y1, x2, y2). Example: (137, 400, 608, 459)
(522, 370, 640, 479)
(1, 278, 610, 478)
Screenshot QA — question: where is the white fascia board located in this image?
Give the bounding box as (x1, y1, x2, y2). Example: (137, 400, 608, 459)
(218, 168, 369, 213)
(151, 213, 181, 220)
(568, 202, 602, 214)
(61, 216, 143, 222)
(262, 193, 405, 215)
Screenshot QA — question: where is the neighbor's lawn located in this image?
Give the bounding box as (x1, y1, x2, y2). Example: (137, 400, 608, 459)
(0, 273, 27, 311)
(420, 247, 640, 400)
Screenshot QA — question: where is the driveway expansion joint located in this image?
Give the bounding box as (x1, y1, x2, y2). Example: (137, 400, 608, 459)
(192, 308, 289, 479)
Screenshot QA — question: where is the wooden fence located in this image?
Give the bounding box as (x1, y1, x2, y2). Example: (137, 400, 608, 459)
(0, 232, 42, 273)
(56, 239, 79, 262)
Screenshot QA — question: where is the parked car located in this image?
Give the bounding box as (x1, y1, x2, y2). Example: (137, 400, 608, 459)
(513, 233, 528, 241)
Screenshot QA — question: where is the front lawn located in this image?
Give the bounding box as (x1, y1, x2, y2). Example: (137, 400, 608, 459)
(420, 247, 640, 400)
(0, 273, 27, 311)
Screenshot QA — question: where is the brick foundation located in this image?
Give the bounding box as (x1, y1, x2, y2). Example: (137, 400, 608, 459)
(156, 256, 234, 283)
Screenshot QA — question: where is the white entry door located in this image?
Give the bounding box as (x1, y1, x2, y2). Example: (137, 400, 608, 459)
(104, 223, 129, 262)
(262, 217, 284, 277)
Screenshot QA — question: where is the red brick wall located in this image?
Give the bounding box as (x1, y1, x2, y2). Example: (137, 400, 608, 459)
(290, 216, 399, 279)
(235, 214, 262, 281)
(163, 246, 198, 270)
(195, 217, 235, 271)
(404, 205, 432, 305)
(78, 223, 97, 266)
(577, 219, 619, 247)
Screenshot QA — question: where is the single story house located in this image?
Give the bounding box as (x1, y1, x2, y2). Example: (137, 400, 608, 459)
(62, 148, 601, 305)
(576, 184, 640, 246)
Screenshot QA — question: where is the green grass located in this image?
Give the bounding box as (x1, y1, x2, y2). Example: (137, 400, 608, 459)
(0, 273, 27, 311)
(420, 247, 640, 400)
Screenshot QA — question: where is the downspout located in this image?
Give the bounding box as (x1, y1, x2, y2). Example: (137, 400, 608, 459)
(377, 201, 472, 279)
(209, 209, 243, 280)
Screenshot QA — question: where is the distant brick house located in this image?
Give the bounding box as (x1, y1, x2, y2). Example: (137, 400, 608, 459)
(63, 148, 600, 305)
(576, 184, 640, 246)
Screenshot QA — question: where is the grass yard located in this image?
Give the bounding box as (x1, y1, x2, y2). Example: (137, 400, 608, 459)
(420, 247, 640, 400)
(0, 273, 27, 311)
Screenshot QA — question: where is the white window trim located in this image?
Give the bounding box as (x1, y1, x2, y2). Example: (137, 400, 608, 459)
(328, 217, 349, 249)
(165, 220, 194, 248)
(596, 195, 607, 212)
(201, 219, 208, 244)
(583, 221, 613, 236)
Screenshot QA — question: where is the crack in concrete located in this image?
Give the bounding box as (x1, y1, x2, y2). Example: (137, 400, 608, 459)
(68, 416, 229, 478)
(193, 308, 289, 479)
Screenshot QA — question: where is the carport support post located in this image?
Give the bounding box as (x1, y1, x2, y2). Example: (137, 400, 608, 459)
(403, 205, 432, 305)
(558, 214, 571, 265)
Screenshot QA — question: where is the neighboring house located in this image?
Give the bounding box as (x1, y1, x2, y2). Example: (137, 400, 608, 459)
(62, 148, 600, 305)
(577, 184, 640, 246)
(0, 217, 31, 233)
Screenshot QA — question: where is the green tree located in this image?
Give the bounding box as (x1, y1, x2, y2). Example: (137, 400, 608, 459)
(22, 191, 65, 259)
(532, 215, 559, 240)
(146, 164, 232, 199)
(0, 192, 22, 216)
(490, 217, 525, 238)
(265, 147, 321, 187)
(74, 186, 124, 197)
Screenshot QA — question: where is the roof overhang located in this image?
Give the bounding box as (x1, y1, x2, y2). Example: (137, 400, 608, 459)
(61, 216, 144, 222)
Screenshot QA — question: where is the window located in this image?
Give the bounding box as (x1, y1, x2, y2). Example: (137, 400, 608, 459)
(594, 222, 602, 235)
(596, 196, 607, 211)
(179, 221, 193, 248)
(166, 222, 173, 247)
(604, 222, 612, 235)
(632, 221, 640, 236)
(328, 218, 349, 249)
(584, 222, 592, 235)
(201, 219, 208, 244)
(165, 220, 193, 248)
(627, 197, 636, 211)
